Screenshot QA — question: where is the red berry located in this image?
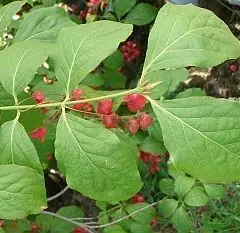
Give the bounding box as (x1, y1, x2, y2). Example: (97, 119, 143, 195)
(150, 216, 158, 226)
(140, 151, 151, 163)
(46, 152, 53, 161)
(150, 155, 161, 164)
(73, 103, 85, 110)
(124, 94, 146, 112)
(87, 8, 95, 14)
(30, 127, 47, 143)
(131, 194, 145, 204)
(32, 91, 45, 104)
(72, 89, 84, 100)
(73, 227, 88, 233)
(88, 0, 101, 5)
(139, 113, 153, 129)
(79, 10, 87, 20)
(126, 118, 140, 134)
(103, 113, 121, 128)
(30, 223, 41, 233)
(149, 163, 160, 174)
(120, 41, 140, 63)
(229, 64, 239, 73)
(97, 99, 113, 115)
(0, 220, 4, 227)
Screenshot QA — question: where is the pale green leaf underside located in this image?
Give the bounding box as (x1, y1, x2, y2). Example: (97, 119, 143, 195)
(142, 3, 240, 79)
(151, 97, 240, 183)
(14, 7, 75, 43)
(0, 164, 47, 219)
(51, 21, 132, 94)
(0, 40, 51, 97)
(0, 1, 24, 35)
(55, 113, 141, 201)
(144, 68, 188, 99)
(0, 120, 42, 174)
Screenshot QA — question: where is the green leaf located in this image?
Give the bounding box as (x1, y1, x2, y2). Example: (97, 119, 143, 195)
(130, 222, 153, 233)
(174, 175, 195, 197)
(32, 80, 65, 102)
(150, 97, 240, 183)
(145, 68, 188, 99)
(0, 120, 42, 174)
(104, 69, 127, 89)
(141, 4, 240, 80)
(0, 164, 47, 219)
(55, 113, 142, 201)
(0, 228, 4, 233)
(14, 7, 74, 43)
(0, 87, 43, 131)
(184, 187, 208, 207)
(204, 184, 225, 200)
(176, 88, 206, 99)
(0, 40, 51, 98)
(3, 219, 31, 233)
(171, 206, 192, 233)
(114, 0, 136, 19)
(51, 206, 84, 233)
(82, 73, 104, 87)
(124, 3, 157, 26)
(99, 211, 109, 225)
(104, 225, 127, 233)
(0, 1, 24, 35)
(42, 0, 56, 7)
(140, 136, 166, 155)
(158, 199, 178, 218)
(36, 214, 54, 233)
(125, 203, 156, 224)
(159, 178, 175, 196)
(103, 50, 124, 70)
(51, 21, 132, 94)
(168, 164, 185, 179)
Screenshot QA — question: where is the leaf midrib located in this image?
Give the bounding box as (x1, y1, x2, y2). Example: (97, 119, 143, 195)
(61, 113, 121, 191)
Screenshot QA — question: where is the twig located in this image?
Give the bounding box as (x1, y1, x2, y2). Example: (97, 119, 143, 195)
(47, 186, 69, 202)
(41, 210, 96, 233)
(90, 202, 158, 229)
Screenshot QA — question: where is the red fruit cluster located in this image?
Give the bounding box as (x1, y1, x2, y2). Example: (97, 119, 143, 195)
(0, 219, 4, 227)
(150, 216, 158, 226)
(131, 193, 145, 204)
(88, 0, 101, 5)
(229, 63, 239, 73)
(30, 127, 48, 143)
(30, 223, 41, 233)
(71, 89, 93, 113)
(32, 91, 45, 104)
(72, 227, 88, 233)
(96, 99, 121, 128)
(120, 41, 140, 63)
(79, 10, 87, 19)
(126, 113, 153, 134)
(32, 90, 48, 114)
(124, 94, 146, 112)
(140, 151, 161, 175)
(97, 99, 113, 115)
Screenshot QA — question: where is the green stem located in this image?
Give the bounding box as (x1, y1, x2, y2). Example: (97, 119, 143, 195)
(0, 86, 144, 111)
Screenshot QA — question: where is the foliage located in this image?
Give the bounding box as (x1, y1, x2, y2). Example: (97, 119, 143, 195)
(0, 0, 240, 232)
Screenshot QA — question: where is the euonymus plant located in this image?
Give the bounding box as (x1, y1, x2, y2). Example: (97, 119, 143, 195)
(0, 1, 240, 223)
